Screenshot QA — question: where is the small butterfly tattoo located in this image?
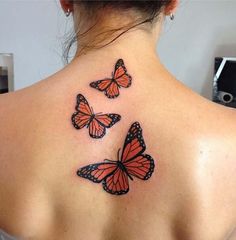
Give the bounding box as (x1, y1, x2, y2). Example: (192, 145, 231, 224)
(71, 94, 121, 139)
(89, 59, 132, 99)
(77, 122, 155, 195)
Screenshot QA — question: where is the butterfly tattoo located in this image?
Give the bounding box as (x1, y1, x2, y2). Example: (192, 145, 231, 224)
(89, 59, 132, 99)
(71, 94, 121, 139)
(77, 122, 155, 195)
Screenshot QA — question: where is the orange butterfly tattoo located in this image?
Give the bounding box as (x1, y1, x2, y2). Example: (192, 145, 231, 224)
(71, 94, 121, 139)
(89, 59, 132, 99)
(77, 122, 155, 195)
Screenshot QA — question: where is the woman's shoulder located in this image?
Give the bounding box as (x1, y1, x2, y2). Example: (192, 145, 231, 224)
(146, 88, 236, 238)
(179, 100, 236, 238)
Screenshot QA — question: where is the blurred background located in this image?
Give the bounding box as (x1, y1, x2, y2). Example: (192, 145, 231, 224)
(0, 0, 235, 99)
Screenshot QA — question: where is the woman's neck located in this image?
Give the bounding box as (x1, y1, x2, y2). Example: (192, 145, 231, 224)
(46, 28, 173, 91)
(72, 30, 163, 71)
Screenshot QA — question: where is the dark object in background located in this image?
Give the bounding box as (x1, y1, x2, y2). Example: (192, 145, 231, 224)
(213, 57, 236, 108)
(0, 66, 8, 94)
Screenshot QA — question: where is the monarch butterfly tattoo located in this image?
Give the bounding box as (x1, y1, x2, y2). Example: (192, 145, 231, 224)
(89, 59, 132, 99)
(71, 94, 121, 139)
(77, 122, 155, 195)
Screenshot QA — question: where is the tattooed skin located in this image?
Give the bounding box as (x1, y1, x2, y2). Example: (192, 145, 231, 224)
(77, 122, 155, 195)
(89, 59, 132, 99)
(71, 94, 121, 139)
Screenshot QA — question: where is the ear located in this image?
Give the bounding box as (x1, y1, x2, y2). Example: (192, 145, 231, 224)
(164, 0, 179, 16)
(60, 0, 73, 13)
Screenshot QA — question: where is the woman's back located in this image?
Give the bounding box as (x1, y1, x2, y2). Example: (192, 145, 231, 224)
(1, 1, 236, 239)
(1, 46, 236, 239)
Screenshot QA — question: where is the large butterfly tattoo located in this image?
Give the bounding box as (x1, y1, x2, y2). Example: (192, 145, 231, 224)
(77, 122, 155, 195)
(71, 94, 121, 139)
(89, 59, 132, 99)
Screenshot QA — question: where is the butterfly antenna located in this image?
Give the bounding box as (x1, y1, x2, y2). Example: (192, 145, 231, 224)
(91, 106, 94, 114)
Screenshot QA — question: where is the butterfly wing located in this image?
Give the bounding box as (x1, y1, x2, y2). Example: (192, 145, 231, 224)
(90, 78, 120, 99)
(88, 113, 121, 138)
(116, 74, 132, 88)
(75, 94, 92, 115)
(95, 113, 121, 128)
(72, 112, 91, 129)
(72, 94, 92, 129)
(102, 167, 129, 195)
(88, 118, 106, 139)
(124, 154, 155, 180)
(89, 79, 112, 92)
(77, 162, 117, 183)
(113, 59, 132, 88)
(121, 122, 146, 162)
(113, 59, 128, 79)
(104, 81, 120, 99)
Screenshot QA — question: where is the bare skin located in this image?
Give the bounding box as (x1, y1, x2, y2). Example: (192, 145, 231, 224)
(0, 20, 236, 240)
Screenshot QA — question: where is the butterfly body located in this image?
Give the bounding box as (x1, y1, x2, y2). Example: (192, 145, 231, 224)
(77, 122, 155, 195)
(105, 157, 134, 181)
(71, 94, 121, 139)
(90, 59, 132, 99)
(86, 113, 96, 127)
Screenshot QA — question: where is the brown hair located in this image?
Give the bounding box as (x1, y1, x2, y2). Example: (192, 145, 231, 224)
(64, 0, 171, 61)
